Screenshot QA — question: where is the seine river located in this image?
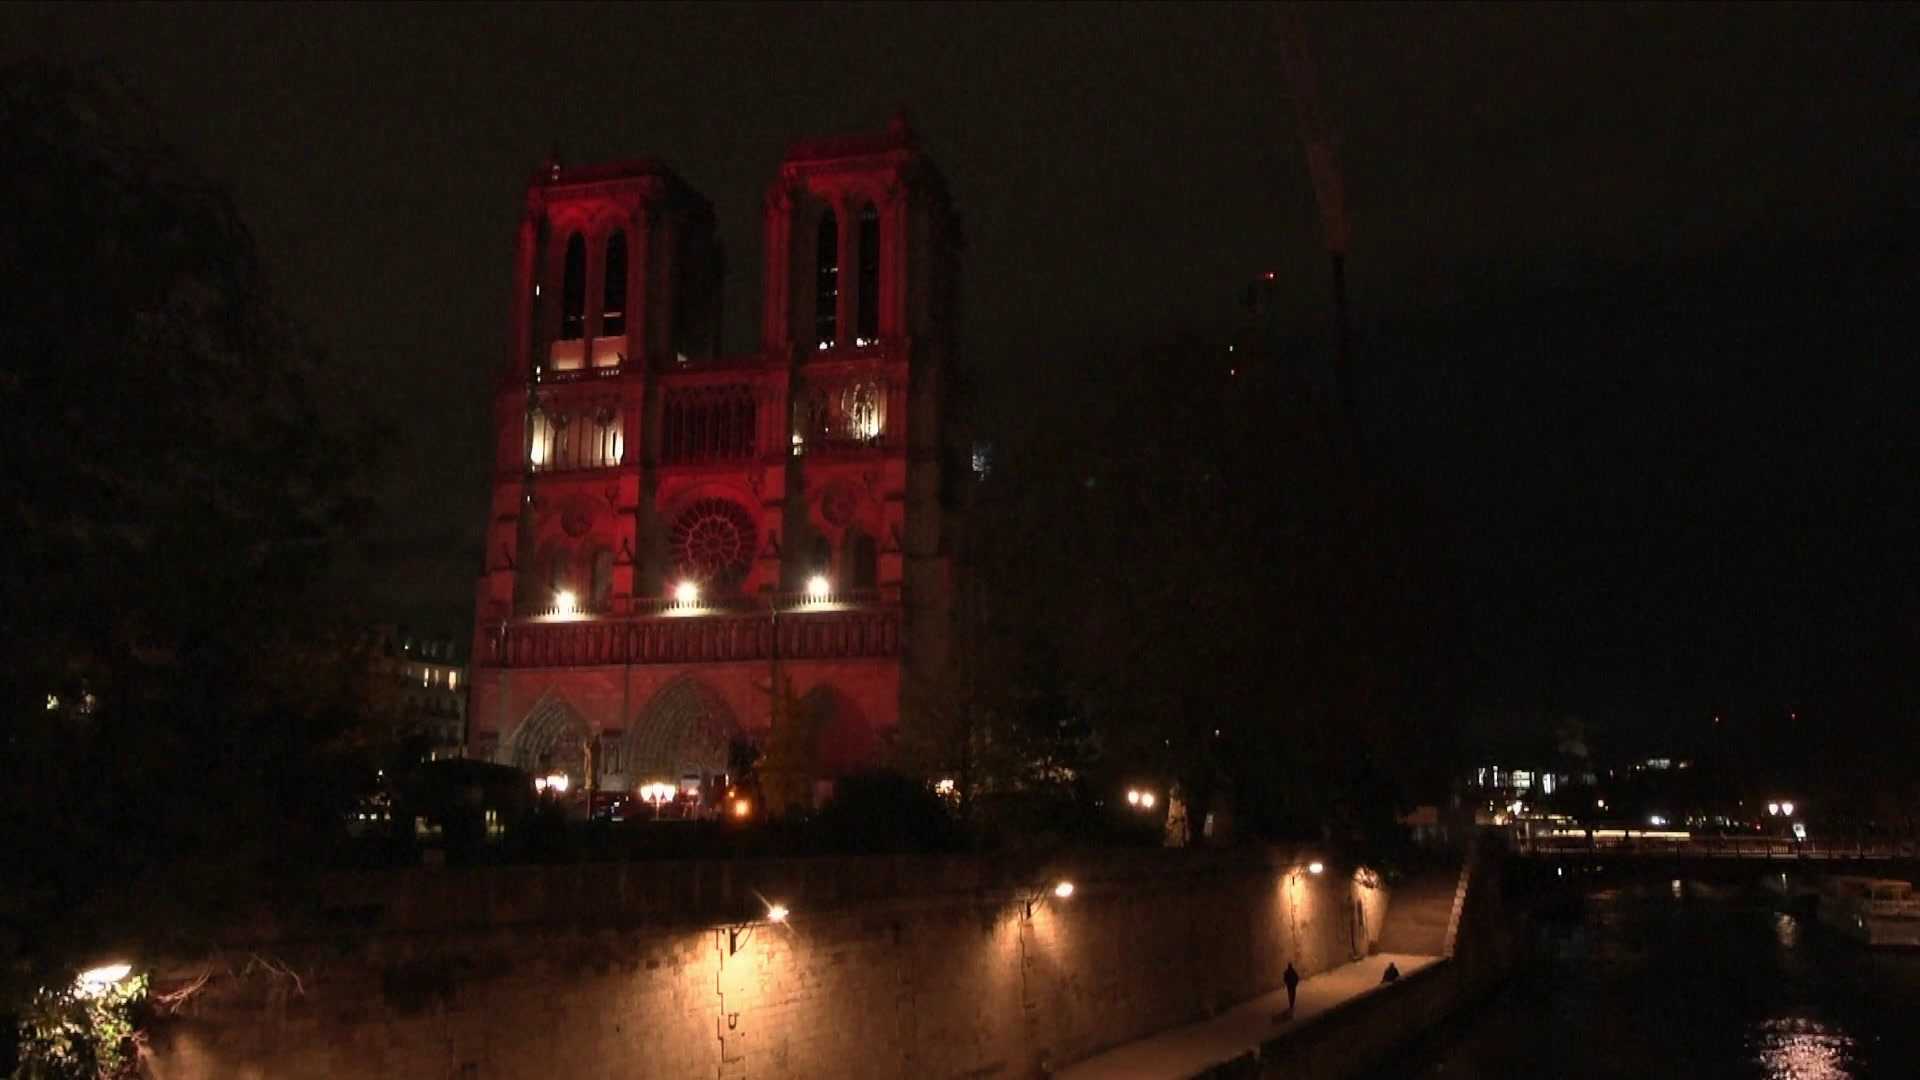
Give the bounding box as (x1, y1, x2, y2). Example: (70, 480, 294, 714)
(1366, 877, 1920, 1079)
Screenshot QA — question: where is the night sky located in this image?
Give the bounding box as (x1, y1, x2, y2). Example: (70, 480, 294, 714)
(10, 3, 1918, 753)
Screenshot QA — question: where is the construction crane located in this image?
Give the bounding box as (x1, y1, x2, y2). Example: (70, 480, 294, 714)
(1275, 2, 1357, 442)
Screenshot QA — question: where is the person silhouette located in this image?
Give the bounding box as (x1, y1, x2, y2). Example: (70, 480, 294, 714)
(1283, 962, 1300, 1015)
(1381, 961, 1401, 984)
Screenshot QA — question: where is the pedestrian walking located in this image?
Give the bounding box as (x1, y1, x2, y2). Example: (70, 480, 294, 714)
(1283, 962, 1300, 1014)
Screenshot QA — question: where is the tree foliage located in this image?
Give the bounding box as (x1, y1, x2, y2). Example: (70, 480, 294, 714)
(0, 61, 373, 1035)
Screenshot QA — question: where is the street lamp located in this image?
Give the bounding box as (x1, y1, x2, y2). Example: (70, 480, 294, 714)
(1308, 862, 1324, 875)
(554, 590, 577, 616)
(674, 581, 700, 607)
(806, 573, 832, 600)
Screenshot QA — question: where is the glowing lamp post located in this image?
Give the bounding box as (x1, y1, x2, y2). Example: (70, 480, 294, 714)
(806, 574, 832, 601)
(639, 781, 676, 819)
(554, 590, 577, 617)
(673, 581, 701, 607)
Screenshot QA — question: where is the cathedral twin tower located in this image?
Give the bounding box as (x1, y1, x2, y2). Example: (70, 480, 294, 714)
(468, 118, 961, 810)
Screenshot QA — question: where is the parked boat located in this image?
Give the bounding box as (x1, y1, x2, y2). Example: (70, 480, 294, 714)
(1817, 876, 1920, 947)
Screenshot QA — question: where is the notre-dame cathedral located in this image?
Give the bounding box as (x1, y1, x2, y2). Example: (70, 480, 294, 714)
(467, 116, 961, 813)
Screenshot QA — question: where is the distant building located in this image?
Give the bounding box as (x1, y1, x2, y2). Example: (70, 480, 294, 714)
(466, 117, 963, 810)
(371, 627, 468, 758)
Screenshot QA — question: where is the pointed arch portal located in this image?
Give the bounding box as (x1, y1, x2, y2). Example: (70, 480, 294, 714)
(502, 690, 592, 776)
(622, 676, 740, 783)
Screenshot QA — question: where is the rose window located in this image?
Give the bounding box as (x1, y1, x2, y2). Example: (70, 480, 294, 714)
(670, 498, 757, 588)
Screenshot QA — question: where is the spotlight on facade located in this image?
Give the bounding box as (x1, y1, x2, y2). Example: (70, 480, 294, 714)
(1308, 862, 1324, 875)
(732, 798, 752, 818)
(1140, 792, 1156, 810)
(1781, 801, 1795, 817)
(1127, 789, 1141, 806)
(541, 772, 569, 794)
(806, 574, 831, 600)
(554, 590, 577, 616)
(766, 904, 790, 923)
(1767, 802, 1780, 816)
(674, 581, 700, 606)
(1053, 881, 1075, 899)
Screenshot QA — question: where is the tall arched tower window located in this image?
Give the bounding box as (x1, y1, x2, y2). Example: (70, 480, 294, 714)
(560, 232, 587, 340)
(856, 202, 880, 343)
(814, 210, 839, 349)
(602, 230, 627, 337)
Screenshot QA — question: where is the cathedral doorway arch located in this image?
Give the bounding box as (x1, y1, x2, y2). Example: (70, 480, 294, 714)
(501, 690, 592, 780)
(622, 676, 740, 788)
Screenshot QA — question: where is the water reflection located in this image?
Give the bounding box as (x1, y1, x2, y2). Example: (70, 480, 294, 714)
(1751, 1017, 1857, 1080)
(1364, 879, 1920, 1079)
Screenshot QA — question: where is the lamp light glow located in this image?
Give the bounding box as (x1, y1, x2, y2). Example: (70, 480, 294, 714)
(767, 904, 790, 922)
(1126, 789, 1141, 806)
(1053, 881, 1075, 899)
(1308, 862, 1324, 875)
(1782, 801, 1795, 817)
(674, 581, 700, 605)
(78, 963, 132, 989)
(1140, 792, 1156, 809)
(806, 574, 831, 599)
(732, 798, 752, 818)
(554, 590, 577, 616)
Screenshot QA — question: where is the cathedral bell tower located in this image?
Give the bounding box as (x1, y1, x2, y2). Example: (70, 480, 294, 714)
(477, 158, 722, 628)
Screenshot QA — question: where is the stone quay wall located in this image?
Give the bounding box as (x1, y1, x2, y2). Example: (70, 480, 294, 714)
(141, 847, 1389, 1079)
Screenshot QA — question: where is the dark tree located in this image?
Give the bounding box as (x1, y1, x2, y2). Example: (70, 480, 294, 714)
(0, 62, 373, 1040)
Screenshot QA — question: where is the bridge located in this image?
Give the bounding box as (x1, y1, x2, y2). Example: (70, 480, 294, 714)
(1510, 833, 1920, 885)
(1515, 833, 1917, 862)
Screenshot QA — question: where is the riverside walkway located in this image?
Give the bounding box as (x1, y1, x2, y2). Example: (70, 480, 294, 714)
(1054, 952, 1437, 1080)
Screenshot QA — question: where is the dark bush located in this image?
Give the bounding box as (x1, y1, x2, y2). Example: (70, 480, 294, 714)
(814, 770, 959, 854)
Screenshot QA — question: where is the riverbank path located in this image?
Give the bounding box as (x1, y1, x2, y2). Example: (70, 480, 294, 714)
(1054, 953, 1437, 1080)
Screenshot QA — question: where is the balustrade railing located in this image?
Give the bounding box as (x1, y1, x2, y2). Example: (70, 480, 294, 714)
(486, 604, 902, 668)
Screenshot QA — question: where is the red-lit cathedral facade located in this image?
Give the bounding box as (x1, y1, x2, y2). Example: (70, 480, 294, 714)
(468, 120, 961, 811)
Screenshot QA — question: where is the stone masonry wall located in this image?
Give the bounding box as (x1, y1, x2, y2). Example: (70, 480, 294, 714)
(141, 848, 1388, 1079)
